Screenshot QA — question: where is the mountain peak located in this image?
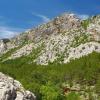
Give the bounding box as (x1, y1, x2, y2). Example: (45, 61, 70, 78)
(0, 13, 100, 65)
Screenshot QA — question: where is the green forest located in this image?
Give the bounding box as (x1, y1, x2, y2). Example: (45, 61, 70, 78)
(0, 52, 100, 100)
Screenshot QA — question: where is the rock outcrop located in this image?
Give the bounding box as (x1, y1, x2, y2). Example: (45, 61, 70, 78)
(0, 72, 36, 100)
(0, 40, 7, 54)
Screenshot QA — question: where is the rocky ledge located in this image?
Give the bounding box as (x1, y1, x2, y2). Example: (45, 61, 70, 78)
(0, 72, 36, 100)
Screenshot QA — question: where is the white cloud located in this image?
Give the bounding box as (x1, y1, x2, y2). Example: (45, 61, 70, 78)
(32, 13, 50, 23)
(77, 14, 89, 20)
(0, 16, 26, 39)
(0, 26, 25, 39)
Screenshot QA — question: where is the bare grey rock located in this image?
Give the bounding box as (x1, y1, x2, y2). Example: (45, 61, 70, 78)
(0, 40, 7, 53)
(0, 72, 36, 100)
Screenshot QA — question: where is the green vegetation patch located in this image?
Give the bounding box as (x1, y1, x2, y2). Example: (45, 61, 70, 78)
(0, 52, 100, 99)
(71, 33, 90, 47)
(81, 19, 90, 30)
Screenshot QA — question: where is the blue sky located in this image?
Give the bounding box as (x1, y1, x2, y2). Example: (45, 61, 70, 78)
(0, 0, 100, 39)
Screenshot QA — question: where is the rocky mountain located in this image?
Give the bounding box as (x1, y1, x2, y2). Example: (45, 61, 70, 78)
(0, 13, 100, 65)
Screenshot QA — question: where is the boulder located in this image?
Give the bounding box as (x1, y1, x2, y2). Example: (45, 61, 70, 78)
(0, 72, 36, 100)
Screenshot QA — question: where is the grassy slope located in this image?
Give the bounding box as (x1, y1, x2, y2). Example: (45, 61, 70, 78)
(0, 52, 100, 99)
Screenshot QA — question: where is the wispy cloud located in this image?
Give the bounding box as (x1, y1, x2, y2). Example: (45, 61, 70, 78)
(0, 26, 25, 39)
(32, 13, 50, 23)
(0, 16, 25, 39)
(77, 14, 89, 20)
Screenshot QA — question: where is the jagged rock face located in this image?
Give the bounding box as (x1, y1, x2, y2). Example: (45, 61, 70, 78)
(0, 39, 16, 55)
(0, 40, 7, 54)
(12, 13, 82, 43)
(87, 16, 100, 42)
(0, 72, 36, 100)
(0, 13, 100, 65)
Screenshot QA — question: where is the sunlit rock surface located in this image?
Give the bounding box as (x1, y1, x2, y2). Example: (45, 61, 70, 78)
(0, 72, 36, 100)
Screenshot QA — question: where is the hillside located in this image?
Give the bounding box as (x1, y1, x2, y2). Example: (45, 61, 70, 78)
(0, 13, 100, 100)
(0, 13, 100, 65)
(0, 52, 100, 100)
